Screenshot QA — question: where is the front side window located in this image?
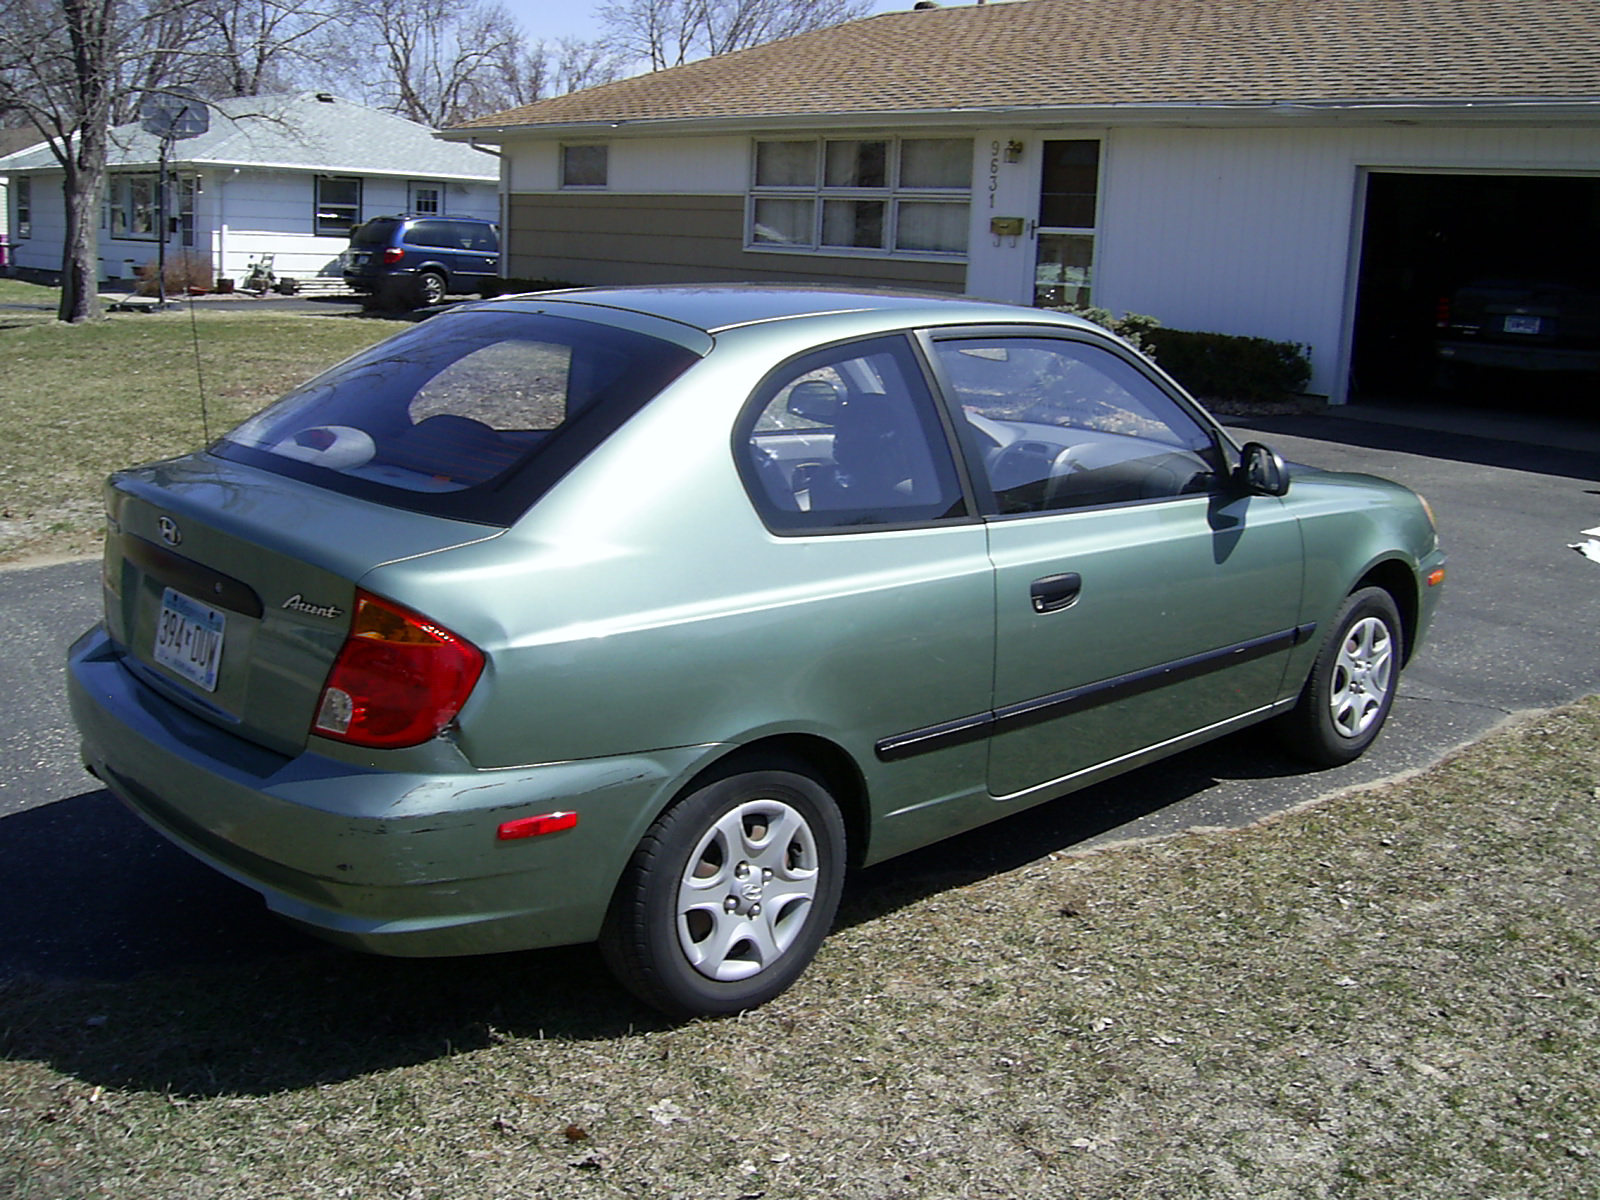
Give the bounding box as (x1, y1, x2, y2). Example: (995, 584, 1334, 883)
(561, 144, 608, 187)
(932, 336, 1221, 514)
(749, 137, 972, 257)
(738, 337, 967, 532)
(217, 309, 700, 523)
(315, 176, 361, 235)
(14, 176, 30, 238)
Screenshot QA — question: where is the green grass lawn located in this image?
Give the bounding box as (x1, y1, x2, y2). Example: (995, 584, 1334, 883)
(0, 301, 395, 562)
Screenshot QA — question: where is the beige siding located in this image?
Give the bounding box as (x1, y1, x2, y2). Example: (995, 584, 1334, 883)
(506, 193, 965, 291)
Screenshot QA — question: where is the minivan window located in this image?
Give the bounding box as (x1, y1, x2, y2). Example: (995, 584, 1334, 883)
(216, 310, 701, 524)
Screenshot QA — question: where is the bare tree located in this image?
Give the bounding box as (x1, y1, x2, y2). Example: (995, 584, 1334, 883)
(0, 0, 128, 321)
(599, 0, 869, 71)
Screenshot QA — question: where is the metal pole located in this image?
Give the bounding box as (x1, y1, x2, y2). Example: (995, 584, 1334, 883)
(157, 135, 170, 307)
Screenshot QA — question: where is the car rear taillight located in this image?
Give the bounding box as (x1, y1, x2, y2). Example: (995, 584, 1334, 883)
(1435, 296, 1451, 328)
(313, 591, 484, 749)
(382, 247, 405, 264)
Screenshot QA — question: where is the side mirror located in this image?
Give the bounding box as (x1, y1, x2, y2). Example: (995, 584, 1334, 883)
(1238, 441, 1290, 497)
(786, 379, 844, 423)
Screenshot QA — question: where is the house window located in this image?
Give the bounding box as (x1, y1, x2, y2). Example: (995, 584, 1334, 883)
(561, 145, 608, 188)
(410, 183, 441, 214)
(315, 176, 362, 235)
(749, 137, 972, 257)
(107, 174, 160, 239)
(13, 177, 29, 238)
(178, 176, 197, 247)
(1034, 140, 1101, 308)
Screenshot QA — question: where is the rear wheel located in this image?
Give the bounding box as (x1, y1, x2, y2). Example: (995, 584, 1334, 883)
(1276, 586, 1402, 766)
(414, 270, 447, 307)
(600, 762, 845, 1018)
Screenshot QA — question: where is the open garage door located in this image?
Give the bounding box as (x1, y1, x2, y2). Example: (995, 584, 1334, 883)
(1350, 172, 1600, 411)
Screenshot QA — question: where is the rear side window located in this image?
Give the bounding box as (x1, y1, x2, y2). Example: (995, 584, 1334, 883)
(737, 336, 968, 532)
(216, 310, 700, 523)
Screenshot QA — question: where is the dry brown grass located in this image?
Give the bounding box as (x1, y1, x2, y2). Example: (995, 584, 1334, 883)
(0, 307, 395, 563)
(2, 700, 1596, 1199)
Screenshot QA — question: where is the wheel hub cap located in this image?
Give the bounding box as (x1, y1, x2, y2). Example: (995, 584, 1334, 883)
(677, 799, 819, 982)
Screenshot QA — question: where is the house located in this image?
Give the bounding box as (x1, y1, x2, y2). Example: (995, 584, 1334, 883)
(440, 0, 1600, 403)
(1, 92, 499, 290)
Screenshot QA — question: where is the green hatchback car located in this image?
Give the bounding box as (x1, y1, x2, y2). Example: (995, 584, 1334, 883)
(68, 287, 1445, 1016)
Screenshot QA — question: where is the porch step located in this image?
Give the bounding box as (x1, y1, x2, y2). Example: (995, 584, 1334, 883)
(279, 277, 356, 297)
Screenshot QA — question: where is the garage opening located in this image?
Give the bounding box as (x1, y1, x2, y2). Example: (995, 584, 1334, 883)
(1349, 172, 1600, 411)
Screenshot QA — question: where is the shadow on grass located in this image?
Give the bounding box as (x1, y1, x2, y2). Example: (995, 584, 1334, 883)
(0, 728, 1320, 1097)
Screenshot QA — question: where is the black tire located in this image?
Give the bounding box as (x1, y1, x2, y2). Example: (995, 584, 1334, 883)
(599, 762, 846, 1018)
(414, 271, 447, 307)
(1276, 586, 1403, 766)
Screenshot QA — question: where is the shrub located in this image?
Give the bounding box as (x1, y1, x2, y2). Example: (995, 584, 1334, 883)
(1050, 304, 1160, 358)
(1143, 328, 1312, 400)
(135, 252, 214, 296)
(479, 277, 577, 298)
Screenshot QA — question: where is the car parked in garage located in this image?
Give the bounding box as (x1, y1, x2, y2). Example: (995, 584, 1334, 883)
(67, 287, 1446, 1017)
(342, 214, 500, 308)
(1435, 276, 1600, 381)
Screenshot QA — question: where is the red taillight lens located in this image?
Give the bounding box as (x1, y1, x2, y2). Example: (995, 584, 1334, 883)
(313, 591, 484, 749)
(382, 247, 405, 264)
(1435, 296, 1451, 328)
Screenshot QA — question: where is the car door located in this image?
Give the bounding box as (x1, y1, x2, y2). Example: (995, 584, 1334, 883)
(924, 330, 1306, 801)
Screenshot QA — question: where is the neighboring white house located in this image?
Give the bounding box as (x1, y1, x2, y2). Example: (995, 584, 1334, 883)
(441, 0, 1600, 403)
(1, 92, 499, 289)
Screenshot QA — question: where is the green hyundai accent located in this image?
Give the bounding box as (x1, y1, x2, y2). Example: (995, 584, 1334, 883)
(67, 287, 1445, 1016)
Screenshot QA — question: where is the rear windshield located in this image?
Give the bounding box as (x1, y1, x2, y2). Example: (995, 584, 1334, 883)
(348, 218, 402, 249)
(214, 309, 701, 524)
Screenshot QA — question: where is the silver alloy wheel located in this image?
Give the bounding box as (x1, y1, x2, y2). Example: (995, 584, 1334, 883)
(676, 798, 820, 982)
(417, 272, 446, 305)
(1329, 614, 1394, 739)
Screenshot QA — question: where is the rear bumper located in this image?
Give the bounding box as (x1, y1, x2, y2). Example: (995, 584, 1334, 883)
(68, 624, 709, 957)
(1437, 340, 1600, 372)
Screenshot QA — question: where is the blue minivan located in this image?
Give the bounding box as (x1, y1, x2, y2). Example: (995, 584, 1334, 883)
(343, 215, 500, 308)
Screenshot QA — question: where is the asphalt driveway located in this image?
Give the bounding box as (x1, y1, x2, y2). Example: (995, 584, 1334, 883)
(3, 409, 1598, 983)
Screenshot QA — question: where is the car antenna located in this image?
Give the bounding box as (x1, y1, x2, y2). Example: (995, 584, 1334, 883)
(186, 296, 211, 444)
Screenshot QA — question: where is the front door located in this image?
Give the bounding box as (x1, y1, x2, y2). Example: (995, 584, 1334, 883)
(1032, 139, 1101, 309)
(925, 330, 1305, 800)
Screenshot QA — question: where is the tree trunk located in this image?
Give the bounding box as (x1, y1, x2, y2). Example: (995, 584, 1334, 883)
(57, 163, 104, 323)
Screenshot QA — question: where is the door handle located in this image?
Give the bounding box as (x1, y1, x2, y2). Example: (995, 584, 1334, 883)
(1030, 572, 1082, 613)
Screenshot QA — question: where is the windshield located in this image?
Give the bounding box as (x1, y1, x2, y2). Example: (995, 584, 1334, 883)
(215, 308, 701, 523)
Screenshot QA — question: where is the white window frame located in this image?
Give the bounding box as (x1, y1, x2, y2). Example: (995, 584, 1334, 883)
(747, 136, 972, 261)
(315, 176, 362, 235)
(14, 176, 29, 238)
(106, 173, 160, 241)
(408, 182, 442, 215)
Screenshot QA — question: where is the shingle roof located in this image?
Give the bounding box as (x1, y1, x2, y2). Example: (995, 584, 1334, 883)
(450, 0, 1600, 133)
(0, 93, 497, 178)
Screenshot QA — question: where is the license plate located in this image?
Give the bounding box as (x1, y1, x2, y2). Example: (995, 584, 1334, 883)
(153, 587, 225, 692)
(1503, 314, 1542, 335)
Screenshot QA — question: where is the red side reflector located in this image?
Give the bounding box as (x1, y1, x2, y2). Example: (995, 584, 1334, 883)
(497, 811, 579, 841)
(1427, 567, 1446, 587)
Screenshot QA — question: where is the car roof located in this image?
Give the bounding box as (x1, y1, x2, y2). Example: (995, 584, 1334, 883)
(482, 284, 1100, 338)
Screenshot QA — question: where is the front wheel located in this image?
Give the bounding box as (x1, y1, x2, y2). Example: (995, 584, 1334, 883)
(599, 763, 846, 1018)
(1276, 586, 1403, 766)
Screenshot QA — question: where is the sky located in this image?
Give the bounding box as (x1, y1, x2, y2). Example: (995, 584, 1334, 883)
(501, 0, 911, 48)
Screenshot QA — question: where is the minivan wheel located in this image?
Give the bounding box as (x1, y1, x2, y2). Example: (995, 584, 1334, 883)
(414, 271, 447, 307)
(1276, 586, 1402, 766)
(599, 763, 846, 1018)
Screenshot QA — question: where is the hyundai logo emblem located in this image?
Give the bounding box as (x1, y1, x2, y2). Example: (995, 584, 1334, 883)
(157, 516, 182, 547)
